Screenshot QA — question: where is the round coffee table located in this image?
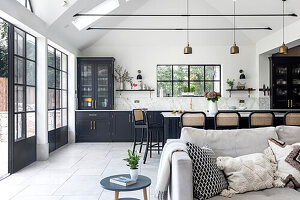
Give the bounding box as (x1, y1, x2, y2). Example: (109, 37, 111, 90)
(100, 174, 151, 200)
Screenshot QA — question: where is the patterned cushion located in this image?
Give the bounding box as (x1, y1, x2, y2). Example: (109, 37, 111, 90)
(268, 138, 300, 189)
(186, 142, 228, 200)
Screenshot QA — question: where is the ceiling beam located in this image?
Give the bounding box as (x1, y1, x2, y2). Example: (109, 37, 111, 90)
(87, 27, 272, 31)
(74, 13, 297, 17)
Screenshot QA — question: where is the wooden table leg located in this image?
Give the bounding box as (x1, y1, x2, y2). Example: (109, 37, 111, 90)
(143, 188, 148, 200)
(114, 191, 119, 200)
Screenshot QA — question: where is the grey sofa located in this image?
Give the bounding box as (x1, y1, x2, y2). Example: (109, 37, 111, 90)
(170, 126, 300, 200)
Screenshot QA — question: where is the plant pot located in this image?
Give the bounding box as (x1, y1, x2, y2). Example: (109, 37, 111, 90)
(208, 101, 218, 115)
(130, 169, 139, 180)
(120, 82, 125, 90)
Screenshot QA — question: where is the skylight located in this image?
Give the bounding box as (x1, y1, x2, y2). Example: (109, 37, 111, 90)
(72, 0, 120, 30)
(16, 0, 33, 13)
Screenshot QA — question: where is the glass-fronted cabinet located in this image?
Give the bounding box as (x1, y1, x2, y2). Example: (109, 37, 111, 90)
(270, 57, 300, 109)
(77, 58, 114, 110)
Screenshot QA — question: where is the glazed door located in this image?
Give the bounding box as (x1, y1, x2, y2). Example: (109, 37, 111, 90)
(78, 61, 94, 110)
(272, 63, 288, 109)
(289, 63, 300, 108)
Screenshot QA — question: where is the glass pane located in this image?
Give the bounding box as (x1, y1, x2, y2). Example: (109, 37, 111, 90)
(14, 29, 25, 56)
(26, 60, 35, 85)
(56, 90, 61, 109)
(205, 81, 221, 93)
(48, 67, 55, 88)
(157, 82, 172, 97)
(62, 72, 67, 90)
(48, 111, 55, 131)
(173, 82, 188, 97)
(14, 57, 25, 84)
(190, 66, 204, 80)
(62, 53, 67, 72)
(62, 90, 67, 108)
(56, 70, 61, 89)
(48, 89, 55, 109)
(190, 81, 204, 96)
(56, 51, 61, 70)
(14, 114, 25, 141)
(205, 66, 220, 81)
(81, 64, 93, 98)
(48, 46, 55, 67)
(26, 87, 35, 111)
(62, 109, 67, 126)
(26, 112, 35, 138)
(56, 109, 61, 128)
(15, 86, 25, 112)
(26, 34, 35, 60)
(173, 66, 188, 81)
(157, 65, 172, 81)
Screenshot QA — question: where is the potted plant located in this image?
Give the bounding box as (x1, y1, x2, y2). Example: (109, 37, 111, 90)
(226, 79, 235, 90)
(182, 86, 195, 96)
(114, 65, 133, 90)
(204, 91, 221, 114)
(123, 150, 140, 180)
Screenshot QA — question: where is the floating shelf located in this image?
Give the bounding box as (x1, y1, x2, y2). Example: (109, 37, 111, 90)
(226, 88, 256, 98)
(116, 89, 155, 98)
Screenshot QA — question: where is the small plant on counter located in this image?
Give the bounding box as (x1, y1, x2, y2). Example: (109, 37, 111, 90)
(226, 79, 235, 89)
(204, 91, 221, 103)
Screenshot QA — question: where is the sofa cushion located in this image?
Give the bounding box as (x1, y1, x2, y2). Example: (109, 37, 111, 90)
(276, 126, 300, 144)
(186, 142, 228, 200)
(208, 188, 299, 200)
(181, 127, 278, 157)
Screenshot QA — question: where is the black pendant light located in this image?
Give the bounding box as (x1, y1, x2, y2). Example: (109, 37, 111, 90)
(184, 0, 192, 54)
(230, 0, 239, 54)
(279, 0, 288, 54)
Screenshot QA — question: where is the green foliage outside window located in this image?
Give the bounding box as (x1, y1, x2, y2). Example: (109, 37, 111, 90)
(0, 20, 8, 78)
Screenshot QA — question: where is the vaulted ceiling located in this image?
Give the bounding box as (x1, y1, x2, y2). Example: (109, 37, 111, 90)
(28, 0, 300, 51)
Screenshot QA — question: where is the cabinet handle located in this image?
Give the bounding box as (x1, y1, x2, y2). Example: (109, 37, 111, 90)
(92, 100, 94, 108)
(95, 101, 97, 108)
(129, 114, 131, 123)
(90, 121, 93, 130)
(93, 121, 96, 130)
(288, 100, 290, 108)
(291, 100, 293, 108)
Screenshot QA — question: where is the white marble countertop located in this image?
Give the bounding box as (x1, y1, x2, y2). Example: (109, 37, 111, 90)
(161, 112, 285, 118)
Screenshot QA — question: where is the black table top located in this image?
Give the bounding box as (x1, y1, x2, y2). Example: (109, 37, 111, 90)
(100, 174, 151, 192)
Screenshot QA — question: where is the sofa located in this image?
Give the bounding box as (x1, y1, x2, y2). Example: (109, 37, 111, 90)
(170, 126, 300, 200)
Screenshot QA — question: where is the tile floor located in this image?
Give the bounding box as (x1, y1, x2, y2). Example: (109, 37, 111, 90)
(0, 143, 161, 200)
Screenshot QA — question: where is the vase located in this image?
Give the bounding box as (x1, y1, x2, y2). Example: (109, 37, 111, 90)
(208, 101, 218, 115)
(130, 169, 139, 180)
(120, 82, 125, 90)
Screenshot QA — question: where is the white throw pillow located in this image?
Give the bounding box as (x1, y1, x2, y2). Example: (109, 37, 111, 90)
(216, 150, 283, 197)
(268, 138, 300, 189)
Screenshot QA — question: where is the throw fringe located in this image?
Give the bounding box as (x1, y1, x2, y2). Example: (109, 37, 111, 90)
(155, 190, 168, 200)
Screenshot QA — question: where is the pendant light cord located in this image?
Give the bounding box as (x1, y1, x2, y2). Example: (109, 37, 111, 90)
(187, 0, 189, 44)
(283, 0, 285, 43)
(234, 0, 236, 44)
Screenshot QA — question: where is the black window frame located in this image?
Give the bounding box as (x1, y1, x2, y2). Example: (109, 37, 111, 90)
(16, 0, 34, 13)
(47, 45, 68, 132)
(157, 64, 221, 97)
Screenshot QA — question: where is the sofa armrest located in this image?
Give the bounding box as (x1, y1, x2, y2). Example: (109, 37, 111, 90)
(170, 151, 193, 200)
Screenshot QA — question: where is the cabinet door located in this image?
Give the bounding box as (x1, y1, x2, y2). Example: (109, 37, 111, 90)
(76, 119, 94, 142)
(78, 62, 94, 110)
(112, 112, 133, 142)
(94, 63, 112, 110)
(272, 63, 289, 108)
(94, 119, 112, 142)
(290, 64, 300, 108)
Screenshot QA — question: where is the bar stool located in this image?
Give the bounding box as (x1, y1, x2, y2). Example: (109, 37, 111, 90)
(249, 111, 275, 128)
(214, 111, 241, 129)
(180, 112, 206, 129)
(284, 112, 300, 126)
(132, 109, 164, 164)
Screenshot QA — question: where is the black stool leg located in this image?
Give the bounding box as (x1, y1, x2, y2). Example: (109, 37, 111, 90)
(139, 128, 144, 153)
(157, 130, 160, 154)
(143, 128, 150, 164)
(133, 127, 137, 153)
(150, 130, 153, 158)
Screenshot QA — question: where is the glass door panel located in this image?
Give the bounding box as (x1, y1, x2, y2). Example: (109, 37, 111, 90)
(95, 64, 109, 109)
(273, 65, 288, 108)
(291, 64, 300, 108)
(80, 64, 93, 109)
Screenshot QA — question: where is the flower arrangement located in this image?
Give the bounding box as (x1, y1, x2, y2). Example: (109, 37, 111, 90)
(204, 91, 221, 102)
(114, 65, 133, 83)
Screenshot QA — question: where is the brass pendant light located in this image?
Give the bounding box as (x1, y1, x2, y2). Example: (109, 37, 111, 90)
(230, 0, 239, 54)
(279, 0, 288, 54)
(184, 0, 192, 54)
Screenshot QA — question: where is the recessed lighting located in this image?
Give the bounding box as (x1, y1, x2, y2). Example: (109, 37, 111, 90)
(72, 0, 120, 30)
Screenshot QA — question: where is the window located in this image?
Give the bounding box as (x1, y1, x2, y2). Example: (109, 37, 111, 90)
(16, 0, 33, 12)
(47, 46, 68, 131)
(157, 65, 221, 97)
(14, 27, 36, 141)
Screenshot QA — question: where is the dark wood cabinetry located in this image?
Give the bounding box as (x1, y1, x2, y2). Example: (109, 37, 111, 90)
(270, 56, 300, 109)
(111, 112, 133, 142)
(77, 57, 115, 110)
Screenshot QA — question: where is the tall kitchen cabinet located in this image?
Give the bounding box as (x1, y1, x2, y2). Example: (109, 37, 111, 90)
(77, 57, 115, 110)
(270, 56, 300, 109)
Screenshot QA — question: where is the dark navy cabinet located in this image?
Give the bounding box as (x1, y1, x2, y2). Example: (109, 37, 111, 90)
(111, 111, 133, 142)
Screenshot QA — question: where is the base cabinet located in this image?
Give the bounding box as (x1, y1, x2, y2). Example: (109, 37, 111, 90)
(111, 112, 133, 142)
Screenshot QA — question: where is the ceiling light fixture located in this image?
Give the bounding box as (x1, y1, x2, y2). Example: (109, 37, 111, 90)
(184, 0, 192, 54)
(230, 0, 239, 54)
(279, 0, 288, 54)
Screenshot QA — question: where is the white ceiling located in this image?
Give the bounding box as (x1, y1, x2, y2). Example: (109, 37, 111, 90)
(29, 0, 300, 50)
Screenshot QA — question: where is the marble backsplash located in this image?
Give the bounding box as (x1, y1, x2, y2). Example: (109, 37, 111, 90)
(114, 92, 271, 111)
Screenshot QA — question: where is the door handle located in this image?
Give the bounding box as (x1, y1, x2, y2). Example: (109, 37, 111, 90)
(92, 100, 94, 108)
(95, 101, 97, 108)
(90, 121, 93, 130)
(93, 121, 96, 130)
(291, 100, 293, 108)
(288, 100, 290, 108)
(129, 114, 131, 123)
